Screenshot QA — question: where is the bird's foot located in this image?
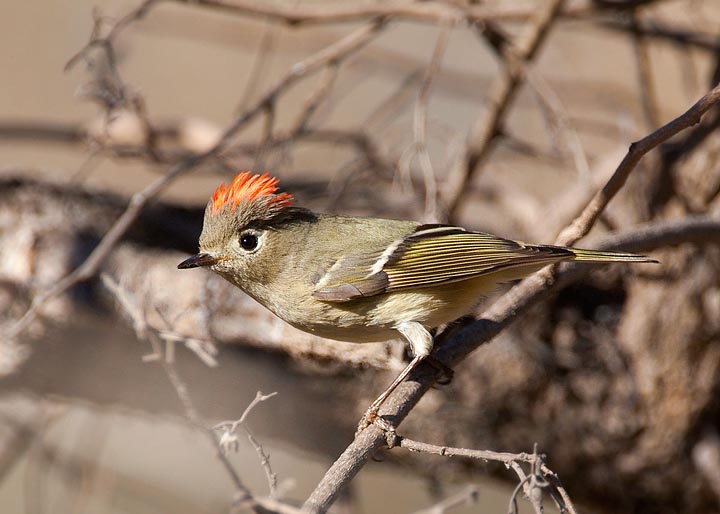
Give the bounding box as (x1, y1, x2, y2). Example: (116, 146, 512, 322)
(355, 408, 377, 436)
(355, 408, 397, 437)
(426, 355, 454, 385)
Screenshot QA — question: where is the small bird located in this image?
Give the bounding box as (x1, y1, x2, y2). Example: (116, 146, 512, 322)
(178, 171, 655, 431)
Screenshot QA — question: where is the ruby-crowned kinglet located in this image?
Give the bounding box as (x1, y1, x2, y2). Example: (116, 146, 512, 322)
(178, 171, 655, 429)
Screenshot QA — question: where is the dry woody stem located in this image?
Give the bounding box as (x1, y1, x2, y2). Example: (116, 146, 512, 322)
(5, 1, 720, 513)
(302, 82, 720, 513)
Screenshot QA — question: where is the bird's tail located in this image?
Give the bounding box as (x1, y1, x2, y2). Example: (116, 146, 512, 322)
(568, 248, 658, 264)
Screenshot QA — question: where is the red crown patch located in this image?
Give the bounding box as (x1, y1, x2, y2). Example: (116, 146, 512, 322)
(210, 172, 294, 214)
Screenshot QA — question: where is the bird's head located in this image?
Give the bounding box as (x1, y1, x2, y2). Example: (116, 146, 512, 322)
(177, 171, 313, 288)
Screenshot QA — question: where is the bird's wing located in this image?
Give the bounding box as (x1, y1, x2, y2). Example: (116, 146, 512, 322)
(312, 224, 572, 302)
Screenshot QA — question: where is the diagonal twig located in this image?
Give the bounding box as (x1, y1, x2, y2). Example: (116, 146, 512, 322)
(412, 485, 478, 514)
(405, 21, 452, 221)
(7, 17, 388, 341)
(554, 82, 720, 247)
(302, 82, 720, 514)
(215, 391, 280, 498)
(443, 0, 565, 221)
(102, 275, 297, 514)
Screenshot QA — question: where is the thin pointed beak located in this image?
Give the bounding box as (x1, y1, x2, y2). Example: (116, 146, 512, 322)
(177, 253, 221, 269)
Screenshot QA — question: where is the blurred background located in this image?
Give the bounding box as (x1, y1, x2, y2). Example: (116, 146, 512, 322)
(1, 0, 720, 512)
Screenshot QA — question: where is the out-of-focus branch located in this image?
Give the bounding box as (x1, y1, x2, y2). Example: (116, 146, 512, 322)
(65, 0, 160, 73)
(525, 68, 592, 183)
(215, 391, 280, 499)
(236, 19, 279, 113)
(591, 215, 720, 252)
(166, 0, 672, 26)
(171, 0, 465, 25)
(411, 486, 478, 514)
(604, 18, 720, 52)
(302, 83, 720, 514)
(0, 122, 87, 143)
(289, 65, 339, 135)
(102, 274, 298, 514)
(555, 82, 720, 247)
(631, 9, 661, 130)
(403, 22, 452, 221)
(7, 14, 387, 341)
(444, 0, 565, 221)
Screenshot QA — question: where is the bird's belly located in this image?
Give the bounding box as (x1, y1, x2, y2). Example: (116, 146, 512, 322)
(265, 291, 399, 343)
(265, 275, 499, 345)
(291, 320, 399, 344)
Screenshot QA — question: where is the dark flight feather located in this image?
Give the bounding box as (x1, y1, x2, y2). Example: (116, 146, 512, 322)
(312, 224, 654, 302)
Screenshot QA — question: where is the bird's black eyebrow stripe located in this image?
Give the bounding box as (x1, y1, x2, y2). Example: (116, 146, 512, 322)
(415, 223, 447, 231)
(242, 208, 317, 231)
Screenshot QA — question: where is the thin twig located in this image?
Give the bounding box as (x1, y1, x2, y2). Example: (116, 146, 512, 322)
(524, 68, 591, 183)
(555, 82, 720, 247)
(7, 17, 387, 341)
(397, 437, 535, 465)
(164, 0, 670, 27)
(508, 474, 532, 514)
(102, 274, 294, 514)
(289, 64, 340, 135)
(302, 83, 720, 514)
(65, 0, 159, 73)
(412, 22, 452, 222)
(253, 103, 277, 170)
(397, 437, 573, 514)
(412, 485, 478, 514)
(631, 8, 662, 130)
(215, 391, 280, 498)
(444, 0, 565, 221)
(237, 18, 279, 113)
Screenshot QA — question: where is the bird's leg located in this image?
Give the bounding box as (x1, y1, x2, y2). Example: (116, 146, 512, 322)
(355, 354, 425, 435)
(356, 321, 433, 435)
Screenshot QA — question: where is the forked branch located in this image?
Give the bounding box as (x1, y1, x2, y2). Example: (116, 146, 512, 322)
(302, 82, 720, 514)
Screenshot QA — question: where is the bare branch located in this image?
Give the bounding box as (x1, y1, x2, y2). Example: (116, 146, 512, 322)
(102, 274, 296, 514)
(215, 391, 280, 498)
(7, 17, 387, 341)
(289, 64, 340, 135)
(164, 0, 674, 27)
(409, 22, 452, 221)
(631, 8, 662, 130)
(396, 436, 535, 464)
(302, 83, 720, 514)
(395, 437, 576, 514)
(555, 82, 720, 247)
(444, 0, 565, 221)
(412, 485, 478, 514)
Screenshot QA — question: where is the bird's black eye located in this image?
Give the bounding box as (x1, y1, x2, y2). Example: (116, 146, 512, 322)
(240, 233, 258, 251)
